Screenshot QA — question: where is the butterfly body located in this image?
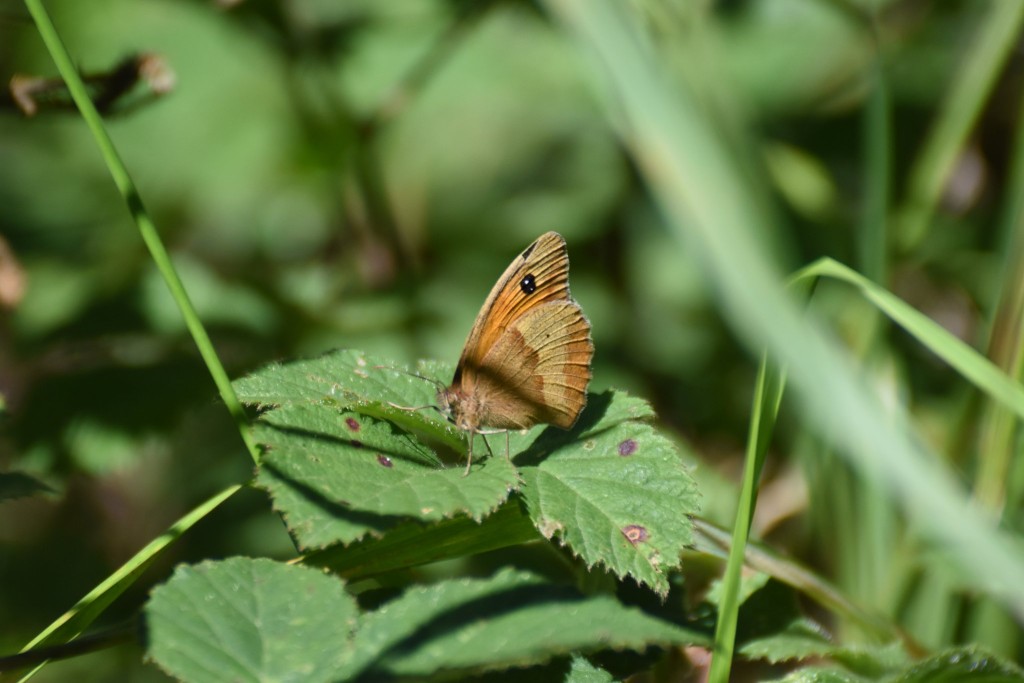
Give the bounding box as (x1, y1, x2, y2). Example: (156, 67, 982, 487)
(439, 232, 593, 473)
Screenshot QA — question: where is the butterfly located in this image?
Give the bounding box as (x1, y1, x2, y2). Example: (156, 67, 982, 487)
(438, 231, 594, 475)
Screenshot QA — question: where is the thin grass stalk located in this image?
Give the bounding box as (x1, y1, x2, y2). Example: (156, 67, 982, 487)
(15, 485, 243, 681)
(708, 354, 785, 682)
(22, 0, 260, 466)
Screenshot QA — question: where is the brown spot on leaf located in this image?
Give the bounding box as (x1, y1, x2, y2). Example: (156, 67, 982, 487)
(345, 417, 360, 431)
(350, 440, 363, 449)
(622, 524, 649, 546)
(537, 519, 564, 539)
(377, 454, 393, 468)
(618, 439, 638, 456)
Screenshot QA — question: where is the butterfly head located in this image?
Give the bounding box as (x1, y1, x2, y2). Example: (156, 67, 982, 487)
(436, 385, 480, 433)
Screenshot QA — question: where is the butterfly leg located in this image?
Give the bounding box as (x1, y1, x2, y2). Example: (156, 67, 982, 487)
(463, 430, 475, 477)
(483, 434, 496, 458)
(464, 430, 502, 476)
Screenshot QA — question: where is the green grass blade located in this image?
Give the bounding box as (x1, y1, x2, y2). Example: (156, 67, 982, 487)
(895, 0, 1024, 251)
(792, 257, 1024, 421)
(22, 0, 259, 465)
(15, 485, 243, 680)
(708, 354, 786, 683)
(545, 0, 1024, 624)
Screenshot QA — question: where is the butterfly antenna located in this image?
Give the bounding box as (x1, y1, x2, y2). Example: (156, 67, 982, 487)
(387, 401, 443, 415)
(374, 364, 446, 392)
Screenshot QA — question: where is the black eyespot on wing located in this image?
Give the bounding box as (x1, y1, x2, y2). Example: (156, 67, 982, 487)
(520, 274, 537, 294)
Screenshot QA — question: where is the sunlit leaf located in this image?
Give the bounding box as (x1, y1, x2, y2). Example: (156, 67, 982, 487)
(565, 655, 616, 682)
(740, 618, 837, 663)
(146, 558, 357, 683)
(238, 352, 698, 597)
(518, 391, 699, 596)
(234, 348, 445, 414)
(256, 404, 519, 548)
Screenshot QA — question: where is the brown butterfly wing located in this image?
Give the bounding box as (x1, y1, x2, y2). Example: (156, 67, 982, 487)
(468, 300, 593, 430)
(453, 231, 571, 379)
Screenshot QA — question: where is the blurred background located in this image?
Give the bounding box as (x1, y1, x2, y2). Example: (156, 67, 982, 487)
(2, 0, 1023, 679)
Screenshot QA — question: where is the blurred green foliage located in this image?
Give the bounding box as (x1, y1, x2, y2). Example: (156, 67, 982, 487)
(2, 0, 1024, 679)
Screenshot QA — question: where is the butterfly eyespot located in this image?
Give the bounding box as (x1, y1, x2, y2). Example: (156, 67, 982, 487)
(520, 274, 537, 294)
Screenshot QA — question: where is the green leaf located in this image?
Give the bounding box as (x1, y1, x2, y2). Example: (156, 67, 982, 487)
(565, 655, 617, 682)
(234, 348, 445, 415)
(350, 568, 707, 679)
(255, 404, 519, 549)
(146, 557, 357, 683)
(0, 471, 54, 502)
(239, 351, 697, 597)
(740, 618, 836, 664)
(236, 348, 467, 455)
(518, 391, 699, 596)
(760, 643, 1024, 683)
(742, 616, 909, 676)
(770, 669, 871, 683)
(303, 500, 542, 580)
(889, 647, 1024, 683)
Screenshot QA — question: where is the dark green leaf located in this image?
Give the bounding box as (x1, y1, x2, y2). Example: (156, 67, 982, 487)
(304, 500, 542, 580)
(350, 568, 707, 679)
(0, 471, 55, 501)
